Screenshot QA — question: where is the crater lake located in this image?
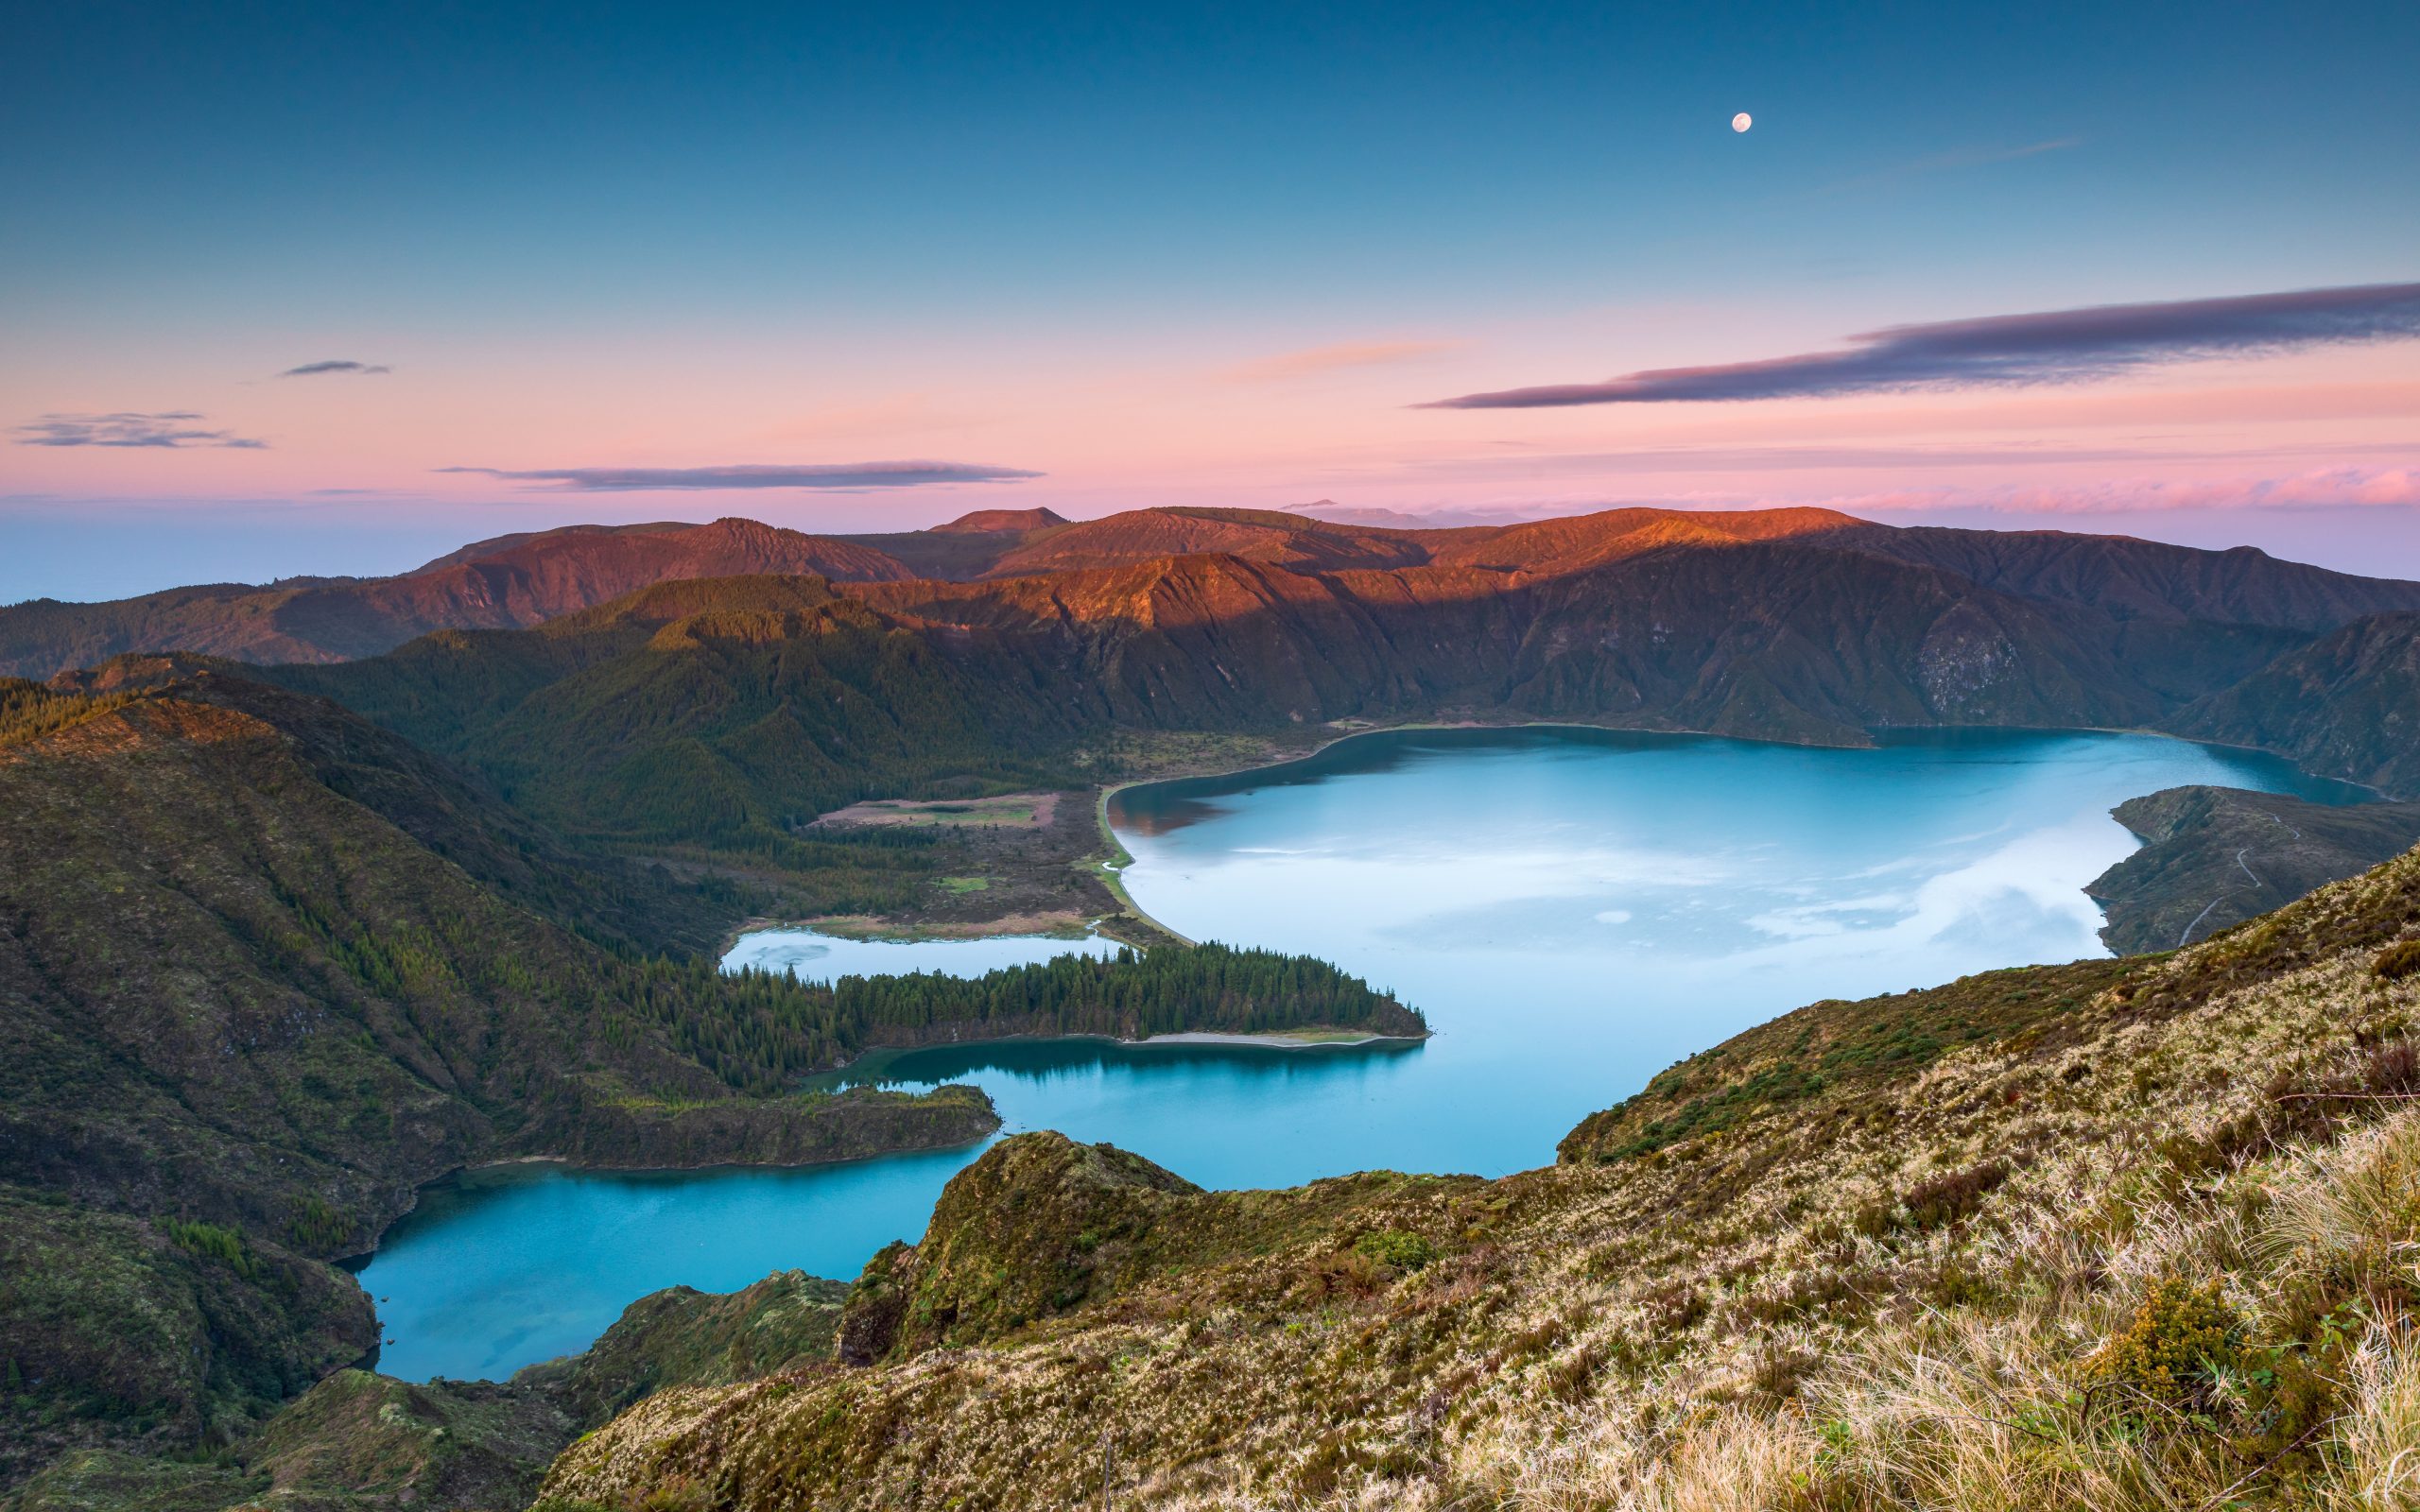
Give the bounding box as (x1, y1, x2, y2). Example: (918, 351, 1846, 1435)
(354, 727, 2358, 1380)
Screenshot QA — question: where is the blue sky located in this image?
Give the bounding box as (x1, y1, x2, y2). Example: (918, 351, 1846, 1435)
(4, 0, 2417, 599)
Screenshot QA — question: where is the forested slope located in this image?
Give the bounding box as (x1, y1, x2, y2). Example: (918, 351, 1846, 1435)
(0, 671, 1413, 1482)
(266, 576, 1088, 873)
(2168, 610, 2420, 799)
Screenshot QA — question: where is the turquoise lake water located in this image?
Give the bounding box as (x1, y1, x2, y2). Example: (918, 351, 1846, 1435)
(354, 727, 2360, 1381)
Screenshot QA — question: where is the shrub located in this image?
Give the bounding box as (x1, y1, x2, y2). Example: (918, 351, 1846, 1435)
(1900, 1160, 2010, 1229)
(162, 1218, 264, 1281)
(1354, 1230, 1438, 1272)
(2085, 1277, 2244, 1414)
(2376, 939, 2420, 982)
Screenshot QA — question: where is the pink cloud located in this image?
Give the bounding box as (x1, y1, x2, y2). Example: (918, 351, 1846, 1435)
(1221, 339, 1464, 385)
(1802, 467, 2420, 515)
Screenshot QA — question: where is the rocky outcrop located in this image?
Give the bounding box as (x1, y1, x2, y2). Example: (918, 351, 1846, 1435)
(838, 1134, 1203, 1364)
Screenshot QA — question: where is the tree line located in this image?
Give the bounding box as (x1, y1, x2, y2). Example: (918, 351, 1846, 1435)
(631, 943, 1425, 1095)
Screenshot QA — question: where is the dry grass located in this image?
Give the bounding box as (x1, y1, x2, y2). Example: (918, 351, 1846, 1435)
(2318, 1328, 2420, 1510)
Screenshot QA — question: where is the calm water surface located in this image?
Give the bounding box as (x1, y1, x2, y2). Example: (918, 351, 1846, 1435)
(358, 728, 2356, 1380)
(721, 926, 1117, 982)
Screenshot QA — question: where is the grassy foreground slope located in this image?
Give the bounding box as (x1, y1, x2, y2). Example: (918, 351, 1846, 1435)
(547, 841, 2420, 1511)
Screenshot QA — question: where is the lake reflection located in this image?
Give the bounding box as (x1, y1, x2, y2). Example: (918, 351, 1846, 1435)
(357, 726, 2356, 1380)
(721, 926, 1115, 982)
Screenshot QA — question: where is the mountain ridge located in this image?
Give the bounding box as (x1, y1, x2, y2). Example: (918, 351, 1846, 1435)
(20, 507, 2420, 694)
(0, 518, 917, 678)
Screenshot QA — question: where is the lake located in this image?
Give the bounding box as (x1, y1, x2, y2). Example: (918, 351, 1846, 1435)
(355, 727, 2356, 1380)
(722, 925, 1118, 983)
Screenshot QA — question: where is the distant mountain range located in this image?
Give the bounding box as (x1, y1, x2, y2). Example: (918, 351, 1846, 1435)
(0, 518, 918, 676)
(17, 505, 2420, 828)
(20, 504, 2420, 688)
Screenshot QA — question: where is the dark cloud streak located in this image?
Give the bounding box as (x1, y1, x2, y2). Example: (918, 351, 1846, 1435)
(278, 360, 391, 377)
(14, 412, 268, 448)
(1425, 281, 2420, 409)
(437, 461, 1044, 491)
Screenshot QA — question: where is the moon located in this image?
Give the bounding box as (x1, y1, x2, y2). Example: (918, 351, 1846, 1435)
(1732, 112, 1753, 133)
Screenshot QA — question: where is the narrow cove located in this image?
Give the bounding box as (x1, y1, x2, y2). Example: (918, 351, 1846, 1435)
(354, 726, 2361, 1381)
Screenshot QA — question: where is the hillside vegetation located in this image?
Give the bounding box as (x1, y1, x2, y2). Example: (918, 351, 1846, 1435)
(2089, 783, 2420, 952)
(544, 838, 2420, 1511)
(266, 577, 1088, 877)
(0, 671, 1409, 1482)
(2172, 611, 2420, 799)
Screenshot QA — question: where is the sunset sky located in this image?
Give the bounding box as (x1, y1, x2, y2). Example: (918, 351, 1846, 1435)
(5, 0, 2416, 601)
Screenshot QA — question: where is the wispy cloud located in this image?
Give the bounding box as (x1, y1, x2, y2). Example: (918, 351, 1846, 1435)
(278, 359, 391, 377)
(437, 461, 1043, 491)
(1831, 467, 2420, 515)
(1223, 339, 1462, 385)
(14, 412, 268, 449)
(1408, 438, 2420, 477)
(1424, 281, 2420, 409)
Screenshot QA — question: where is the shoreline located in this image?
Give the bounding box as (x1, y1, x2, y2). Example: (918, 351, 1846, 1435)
(717, 912, 1115, 956)
(1103, 713, 2372, 807)
(812, 1023, 1432, 1078)
(367, 1021, 1431, 1217)
(1095, 714, 2385, 832)
(741, 717, 2380, 961)
(1130, 1027, 1429, 1049)
(1089, 786, 1195, 945)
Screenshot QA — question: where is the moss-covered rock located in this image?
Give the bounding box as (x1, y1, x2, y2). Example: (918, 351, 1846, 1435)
(841, 1134, 1202, 1362)
(521, 1269, 849, 1426)
(236, 1368, 572, 1507)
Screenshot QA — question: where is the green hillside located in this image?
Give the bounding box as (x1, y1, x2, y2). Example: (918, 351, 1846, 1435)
(267, 578, 1086, 887)
(0, 672, 1410, 1483)
(2169, 611, 2420, 799)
